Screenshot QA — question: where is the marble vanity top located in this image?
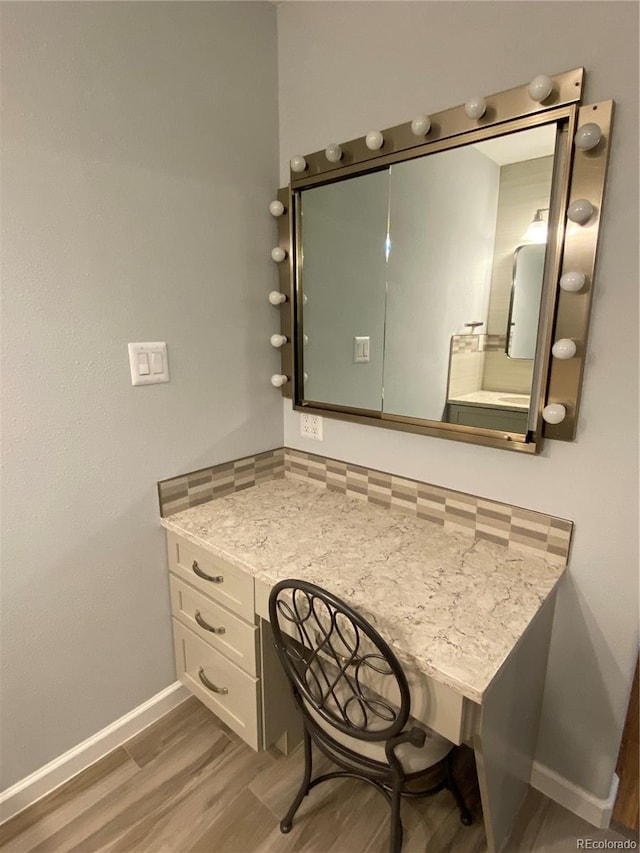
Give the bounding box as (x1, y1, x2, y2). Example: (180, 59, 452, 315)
(448, 390, 530, 410)
(161, 478, 563, 703)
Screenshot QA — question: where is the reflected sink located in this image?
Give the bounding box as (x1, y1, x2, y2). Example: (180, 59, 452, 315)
(499, 396, 530, 405)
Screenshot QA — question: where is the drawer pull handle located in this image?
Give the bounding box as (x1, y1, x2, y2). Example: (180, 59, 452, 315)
(192, 560, 223, 584)
(194, 610, 226, 635)
(198, 667, 229, 695)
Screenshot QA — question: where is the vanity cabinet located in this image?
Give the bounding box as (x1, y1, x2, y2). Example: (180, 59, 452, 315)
(446, 402, 528, 433)
(167, 531, 262, 749)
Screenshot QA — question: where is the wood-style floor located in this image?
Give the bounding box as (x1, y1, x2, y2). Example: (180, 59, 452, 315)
(1, 697, 637, 853)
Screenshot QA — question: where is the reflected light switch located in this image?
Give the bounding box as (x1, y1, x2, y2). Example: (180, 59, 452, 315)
(128, 342, 169, 386)
(354, 336, 370, 363)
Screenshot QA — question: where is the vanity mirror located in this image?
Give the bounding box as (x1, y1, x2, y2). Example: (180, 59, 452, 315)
(269, 69, 613, 453)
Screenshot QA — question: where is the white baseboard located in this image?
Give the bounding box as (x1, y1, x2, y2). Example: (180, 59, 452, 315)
(531, 760, 620, 829)
(0, 681, 190, 824)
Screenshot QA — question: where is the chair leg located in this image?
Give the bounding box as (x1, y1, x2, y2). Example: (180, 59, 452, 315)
(388, 777, 404, 853)
(445, 751, 472, 826)
(280, 728, 314, 834)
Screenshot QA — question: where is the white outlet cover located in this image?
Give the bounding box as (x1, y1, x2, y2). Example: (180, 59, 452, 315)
(128, 342, 169, 386)
(300, 413, 323, 441)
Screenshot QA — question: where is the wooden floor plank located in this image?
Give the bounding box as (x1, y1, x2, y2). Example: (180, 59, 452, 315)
(248, 742, 334, 820)
(99, 738, 276, 853)
(253, 775, 389, 853)
(23, 712, 230, 853)
(188, 788, 278, 853)
(529, 791, 638, 852)
(0, 749, 140, 852)
(122, 697, 210, 769)
(2, 696, 638, 853)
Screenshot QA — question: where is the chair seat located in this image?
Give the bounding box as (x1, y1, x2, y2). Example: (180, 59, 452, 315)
(304, 683, 453, 774)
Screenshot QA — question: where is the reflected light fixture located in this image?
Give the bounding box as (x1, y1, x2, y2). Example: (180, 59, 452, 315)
(524, 208, 549, 243)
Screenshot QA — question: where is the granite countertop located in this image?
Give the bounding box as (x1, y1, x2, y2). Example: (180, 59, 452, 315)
(448, 391, 530, 411)
(161, 478, 563, 703)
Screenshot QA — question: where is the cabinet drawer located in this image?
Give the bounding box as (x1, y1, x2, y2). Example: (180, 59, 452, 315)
(166, 531, 254, 621)
(170, 575, 258, 676)
(173, 620, 260, 751)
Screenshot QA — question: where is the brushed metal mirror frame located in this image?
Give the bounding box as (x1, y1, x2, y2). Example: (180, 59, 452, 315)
(270, 69, 614, 453)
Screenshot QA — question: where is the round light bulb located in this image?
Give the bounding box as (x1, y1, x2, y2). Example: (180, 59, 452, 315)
(365, 130, 384, 151)
(271, 247, 287, 263)
(270, 374, 289, 388)
(325, 143, 342, 163)
(270, 334, 288, 348)
(268, 290, 287, 306)
(574, 122, 602, 151)
(269, 199, 285, 217)
(567, 199, 594, 225)
(290, 155, 307, 173)
(528, 74, 553, 103)
(411, 115, 431, 136)
(559, 271, 586, 293)
(542, 403, 566, 425)
(464, 97, 486, 119)
(552, 339, 577, 360)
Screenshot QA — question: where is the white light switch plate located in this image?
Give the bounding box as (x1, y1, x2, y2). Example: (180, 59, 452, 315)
(128, 342, 169, 386)
(354, 336, 370, 363)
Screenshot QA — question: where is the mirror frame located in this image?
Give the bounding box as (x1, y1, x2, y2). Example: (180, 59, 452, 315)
(270, 68, 613, 454)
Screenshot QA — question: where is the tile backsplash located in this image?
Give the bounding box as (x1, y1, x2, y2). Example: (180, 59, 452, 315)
(158, 446, 572, 566)
(157, 448, 284, 518)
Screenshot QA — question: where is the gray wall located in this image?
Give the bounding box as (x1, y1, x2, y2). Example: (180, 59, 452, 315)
(0, 1, 281, 788)
(301, 171, 389, 410)
(279, 1, 639, 802)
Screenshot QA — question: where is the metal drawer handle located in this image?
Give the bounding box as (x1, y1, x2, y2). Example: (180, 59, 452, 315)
(192, 560, 223, 584)
(198, 667, 228, 695)
(194, 610, 226, 635)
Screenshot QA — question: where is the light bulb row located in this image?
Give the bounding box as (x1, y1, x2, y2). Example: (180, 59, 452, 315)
(289, 77, 603, 177)
(269, 199, 289, 388)
(543, 115, 605, 425)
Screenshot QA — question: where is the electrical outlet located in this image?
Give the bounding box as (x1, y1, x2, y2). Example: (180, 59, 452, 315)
(300, 413, 323, 441)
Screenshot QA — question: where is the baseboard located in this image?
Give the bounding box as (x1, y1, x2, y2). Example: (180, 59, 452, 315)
(531, 760, 620, 828)
(0, 681, 190, 824)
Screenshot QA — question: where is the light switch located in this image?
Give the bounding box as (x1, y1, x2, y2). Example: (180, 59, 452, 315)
(128, 342, 170, 386)
(138, 353, 150, 375)
(354, 336, 370, 363)
(150, 351, 163, 374)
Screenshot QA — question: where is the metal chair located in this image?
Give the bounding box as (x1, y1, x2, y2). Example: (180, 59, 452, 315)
(268, 579, 472, 853)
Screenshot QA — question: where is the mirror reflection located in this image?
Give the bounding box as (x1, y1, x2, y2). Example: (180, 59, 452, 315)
(507, 243, 546, 359)
(299, 122, 558, 433)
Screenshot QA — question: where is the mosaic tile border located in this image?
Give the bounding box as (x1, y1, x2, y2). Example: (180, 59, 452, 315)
(158, 448, 284, 517)
(451, 334, 484, 354)
(484, 334, 508, 352)
(157, 446, 572, 566)
(283, 448, 573, 566)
